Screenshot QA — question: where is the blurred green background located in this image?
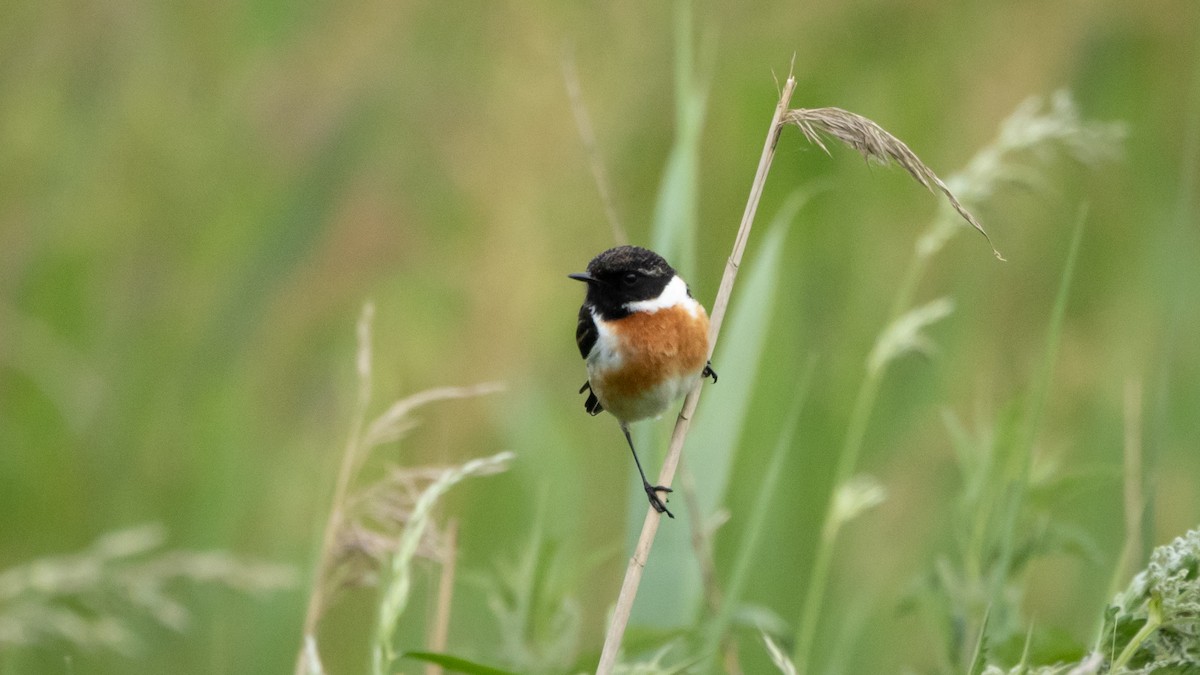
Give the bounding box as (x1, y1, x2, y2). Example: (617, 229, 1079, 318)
(2, 1, 1197, 673)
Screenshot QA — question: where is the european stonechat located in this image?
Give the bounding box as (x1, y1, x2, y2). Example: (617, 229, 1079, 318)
(570, 245, 717, 518)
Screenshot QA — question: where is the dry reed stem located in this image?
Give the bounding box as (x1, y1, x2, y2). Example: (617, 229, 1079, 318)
(784, 107, 1004, 260)
(297, 303, 506, 674)
(567, 48, 728, 652)
(299, 303, 377, 654)
(425, 519, 458, 675)
(595, 75, 798, 675)
(596, 72, 998, 673)
(566, 48, 722, 605)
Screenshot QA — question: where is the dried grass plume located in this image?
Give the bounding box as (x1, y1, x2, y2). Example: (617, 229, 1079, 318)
(784, 107, 1005, 260)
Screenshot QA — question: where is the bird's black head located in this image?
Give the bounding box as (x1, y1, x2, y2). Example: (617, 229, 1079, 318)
(569, 246, 677, 319)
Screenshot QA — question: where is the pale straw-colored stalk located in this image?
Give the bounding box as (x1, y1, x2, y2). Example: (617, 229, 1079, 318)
(425, 519, 458, 675)
(595, 74, 798, 674)
(597, 67, 1003, 671)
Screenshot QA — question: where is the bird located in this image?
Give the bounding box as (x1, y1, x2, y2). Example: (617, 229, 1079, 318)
(569, 245, 717, 518)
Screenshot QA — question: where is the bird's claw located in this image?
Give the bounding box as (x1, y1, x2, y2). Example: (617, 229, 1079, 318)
(644, 483, 675, 518)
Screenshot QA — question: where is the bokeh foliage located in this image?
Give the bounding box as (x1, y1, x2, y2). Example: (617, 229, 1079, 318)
(2, 1, 1198, 673)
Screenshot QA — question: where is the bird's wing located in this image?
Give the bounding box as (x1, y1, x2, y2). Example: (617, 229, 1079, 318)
(576, 305, 604, 415)
(575, 304, 598, 359)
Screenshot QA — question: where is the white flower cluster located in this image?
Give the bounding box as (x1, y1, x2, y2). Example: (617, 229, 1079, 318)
(1109, 527, 1200, 669)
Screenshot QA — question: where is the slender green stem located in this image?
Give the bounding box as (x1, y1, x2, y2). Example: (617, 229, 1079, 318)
(793, 231, 934, 675)
(704, 362, 815, 659)
(1112, 594, 1163, 671)
(793, 369, 882, 675)
(990, 212, 1085, 608)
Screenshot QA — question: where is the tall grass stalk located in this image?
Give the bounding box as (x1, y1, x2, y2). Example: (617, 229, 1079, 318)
(298, 303, 377, 658)
(792, 92, 1121, 673)
(295, 303, 510, 675)
(649, 0, 711, 283)
(602, 71, 1005, 671)
(676, 192, 811, 625)
(1100, 380, 1145, 628)
(792, 295, 956, 673)
(913, 212, 1086, 669)
(701, 361, 814, 661)
(562, 47, 627, 246)
(425, 519, 458, 675)
(631, 0, 713, 623)
(986, 211, 1084, 626)
(480, 494, 584, 673)
(594, 74, 798, 675)
(372, 452, 515, 675)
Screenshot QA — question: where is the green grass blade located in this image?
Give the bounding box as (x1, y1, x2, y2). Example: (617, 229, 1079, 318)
(762, 631, 800, 675)
(967, 606, 992, 675)
(401, 651, 521, 675)
(649, 0, 709, 282)
(1023, 208, 1087, 459)
(622, 0, 712, 629)
(992, 210, 1086, 602)
(629, 198, 803, 628)
(702, 359, 815, 661)
(372, 452, 515, 675)
(690, 191, 809, 509)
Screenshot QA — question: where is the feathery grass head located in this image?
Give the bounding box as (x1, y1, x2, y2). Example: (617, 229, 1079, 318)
(867, 297, 955, 376)
(785, 107, 1004, 260)
(297, 303, 513, 675)
(919, 91, 1126, 260)
(0, 524, 295, 655)
(372, 451, 514, 674)
(828, 474, 888, 533)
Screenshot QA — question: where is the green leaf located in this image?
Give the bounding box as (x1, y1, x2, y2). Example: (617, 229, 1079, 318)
(702, 366, 812, 658)
(990, 624, 1087, 669)
(624, 0, 710, 627)
(400, 651, 521, 675)
(967, 606, 992, 675)
(631, 194, 807, 629)
(689, 190, 810, 514)
(648, 0, 710, 282)
(989, 212, 1086, 628)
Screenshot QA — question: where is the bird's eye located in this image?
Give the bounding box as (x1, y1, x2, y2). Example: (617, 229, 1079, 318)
(622, 272, 638, 286)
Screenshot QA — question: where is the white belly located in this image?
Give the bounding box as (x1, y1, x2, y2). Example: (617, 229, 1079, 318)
(594, 370, 700, 422)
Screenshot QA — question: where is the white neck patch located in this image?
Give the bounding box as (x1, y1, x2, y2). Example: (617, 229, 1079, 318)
(625, 275, 698, 316)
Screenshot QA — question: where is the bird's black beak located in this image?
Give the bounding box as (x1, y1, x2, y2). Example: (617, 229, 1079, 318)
(568, 272, 598, 284)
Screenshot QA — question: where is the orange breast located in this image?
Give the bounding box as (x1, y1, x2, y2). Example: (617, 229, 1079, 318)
(593, 305, 710, 406)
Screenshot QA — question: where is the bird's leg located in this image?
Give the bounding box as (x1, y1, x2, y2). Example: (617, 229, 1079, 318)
(702, 361, 718, 383)
(621, 423, 674, 518)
